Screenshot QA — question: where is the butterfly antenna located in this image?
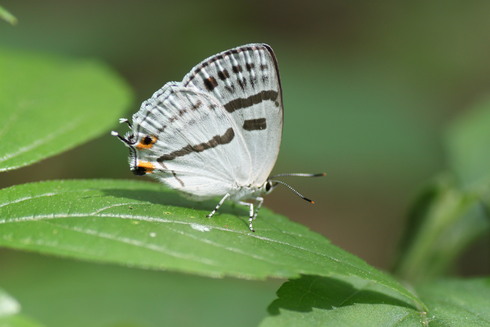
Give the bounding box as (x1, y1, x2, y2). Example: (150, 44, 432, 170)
(111, 131, 133, 147)
(119, 118, 133, 128)
(270, 172, 326, 178)
(270, 179, 316, 204)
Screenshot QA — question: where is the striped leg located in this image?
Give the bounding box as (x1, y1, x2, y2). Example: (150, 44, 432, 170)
(207, 193, 230, 218)
(253, 197, 264, 220)
(238, 201, 255, 232)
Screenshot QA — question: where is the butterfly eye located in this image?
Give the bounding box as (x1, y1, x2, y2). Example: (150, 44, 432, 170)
(265, 181, 273, 192)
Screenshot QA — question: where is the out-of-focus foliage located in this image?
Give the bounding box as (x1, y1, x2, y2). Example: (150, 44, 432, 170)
(394, 98, 490, 283)
(0, 48, 132, 172)
(0, 1, 489, 326)
(0, 5, 17, 25)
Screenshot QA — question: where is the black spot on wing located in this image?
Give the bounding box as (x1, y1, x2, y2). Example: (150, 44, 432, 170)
(237, 77, 246, 90)
(243, 118, 267, 131)
(203, 76, 218, 91)
(183, 44, 279, 92)
(132, 166, 147, 176)
(218, 69, 230, 80)
(246, 63, 255, 71)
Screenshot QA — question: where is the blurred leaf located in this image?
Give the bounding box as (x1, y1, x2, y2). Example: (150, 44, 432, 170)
(418, 278, 490, 327)
(0, 48, 132, 172)
(446, 96, 490, 223)
(0, 250, 277, 327)
(261, 276, 490, 327)
(446, 97, 490, 190)
(0, 289, 20, 317)
(395, 97, 490, 283)
(0, 5, 17, 25)
(0, 288, 44, 327)
(0, 179, 423, 310)
(0, 315, 44, 327)
(261, 275, 423, 327)
(393, 175, 489, 284)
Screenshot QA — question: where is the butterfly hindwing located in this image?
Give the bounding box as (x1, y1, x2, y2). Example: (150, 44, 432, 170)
(131, 83, 252, 199)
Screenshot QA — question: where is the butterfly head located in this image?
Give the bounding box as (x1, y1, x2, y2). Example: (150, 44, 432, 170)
(258, 180, 278, 196)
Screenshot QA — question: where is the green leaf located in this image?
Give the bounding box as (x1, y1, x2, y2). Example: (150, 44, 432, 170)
(261, 276, 490, 327)
(261, 275, 424, 327)
(418, 278, 490, 327)
(445, 96, 490, 191)
(0, 48, 132, 172)
(393, 175, 489, 284)
(0, 5, 17, 25)
(0, 179, 423, 310)
(0, 288, 44, 327)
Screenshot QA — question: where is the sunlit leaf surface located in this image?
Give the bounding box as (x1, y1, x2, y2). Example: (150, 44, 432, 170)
(0, 179, 422, 309)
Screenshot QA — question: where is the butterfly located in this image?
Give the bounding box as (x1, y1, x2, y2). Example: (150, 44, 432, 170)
(112, 43, 324, 232)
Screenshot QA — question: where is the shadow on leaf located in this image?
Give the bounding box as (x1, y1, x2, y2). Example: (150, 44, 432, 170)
(102, 187, 249, 220)
(268, 275, 416, 315)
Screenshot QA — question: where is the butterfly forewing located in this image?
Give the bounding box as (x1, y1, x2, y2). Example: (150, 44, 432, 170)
(182, 43, 283, 186)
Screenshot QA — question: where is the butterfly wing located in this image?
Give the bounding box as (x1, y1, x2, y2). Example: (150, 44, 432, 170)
(131, 83, 252, 199)
(181, 43, 283, 186)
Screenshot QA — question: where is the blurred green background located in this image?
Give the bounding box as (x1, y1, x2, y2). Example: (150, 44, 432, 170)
(1, 0, 489, 305)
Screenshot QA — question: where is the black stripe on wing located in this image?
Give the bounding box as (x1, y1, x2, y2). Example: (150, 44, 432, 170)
(224, 90, 279, 113)
(157, 128, 235, 162)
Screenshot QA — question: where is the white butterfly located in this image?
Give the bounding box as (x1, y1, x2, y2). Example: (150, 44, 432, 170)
(112, 43, 324, 231)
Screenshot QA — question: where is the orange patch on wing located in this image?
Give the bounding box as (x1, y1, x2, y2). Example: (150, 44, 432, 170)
(137, 161, 155, 174)
(135, 135, 158, 149)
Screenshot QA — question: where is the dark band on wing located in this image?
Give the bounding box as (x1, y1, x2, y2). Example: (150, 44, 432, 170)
(224, 90, 279, 113)
(243, 118, 267, 131)
(157, 128, 235, 161)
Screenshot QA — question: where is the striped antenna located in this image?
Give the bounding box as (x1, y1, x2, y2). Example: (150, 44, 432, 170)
(111, 131, 133, 147)
(271, 172, 326, 178)
(269, 180, 312, 204)
(269, 172, 325, 203)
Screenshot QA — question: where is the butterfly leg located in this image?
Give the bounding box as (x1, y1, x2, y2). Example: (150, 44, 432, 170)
(207, 193, 230, 218)
(238, 201, 255, 232)
(253, 197, 264, 220)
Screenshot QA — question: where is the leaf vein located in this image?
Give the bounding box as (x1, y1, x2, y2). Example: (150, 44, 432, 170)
(0, 118, 82, 165)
